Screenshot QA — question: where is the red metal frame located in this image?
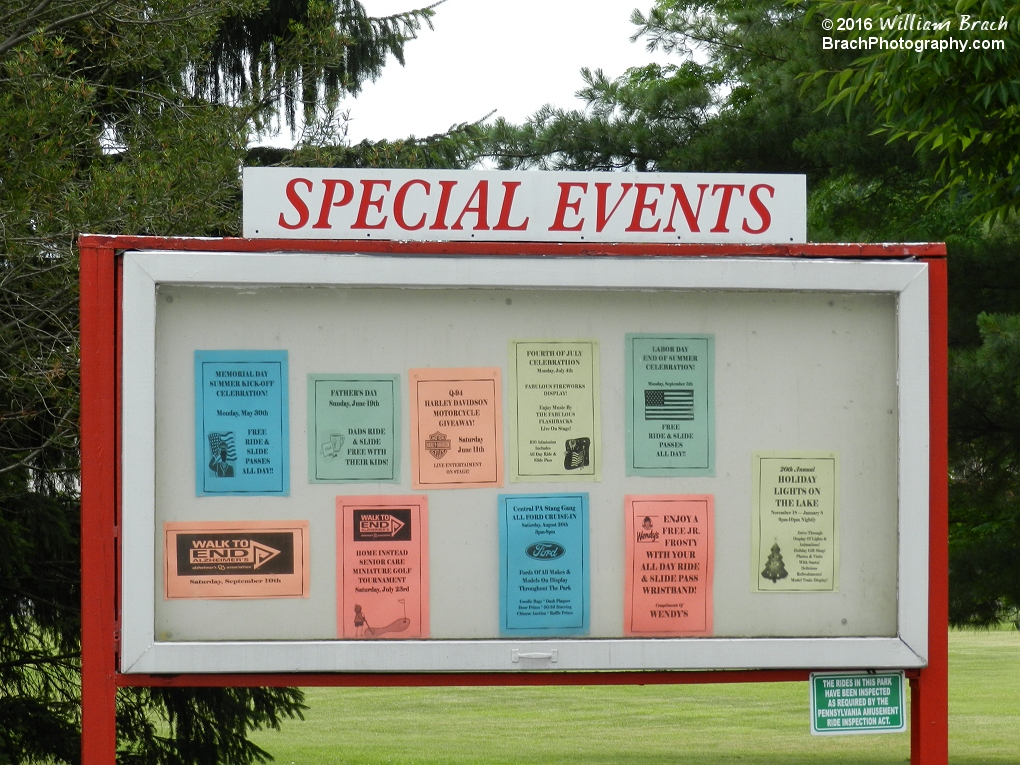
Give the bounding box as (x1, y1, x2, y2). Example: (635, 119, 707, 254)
(80, 241, 118, 763)
(913, 255, 949, 764)
(79, 235, 948, 764)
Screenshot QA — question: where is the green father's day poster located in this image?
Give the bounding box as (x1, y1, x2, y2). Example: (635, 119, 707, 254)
(626, 334, 714, 476)
(307, 374, 400, 483)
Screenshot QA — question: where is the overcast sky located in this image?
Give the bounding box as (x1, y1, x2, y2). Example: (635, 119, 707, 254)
(270, 0, 673, 145)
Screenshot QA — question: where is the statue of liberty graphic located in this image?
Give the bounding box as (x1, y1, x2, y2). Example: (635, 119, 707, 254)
(207, 432, 236, 478)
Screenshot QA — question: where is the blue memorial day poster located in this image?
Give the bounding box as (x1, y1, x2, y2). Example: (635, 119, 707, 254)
(195, 350, 289, 496)
(498, 493, 589, 636)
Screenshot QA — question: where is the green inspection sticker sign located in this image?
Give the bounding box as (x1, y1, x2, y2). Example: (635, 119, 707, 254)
(809, 671, 906, 735)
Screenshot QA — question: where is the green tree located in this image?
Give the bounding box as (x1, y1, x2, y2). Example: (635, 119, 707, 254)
(811, 0, 1020, 223)
(0, 1, 468, 762)
(761, 543, 789, 583)
(948, 307, 1020, 625)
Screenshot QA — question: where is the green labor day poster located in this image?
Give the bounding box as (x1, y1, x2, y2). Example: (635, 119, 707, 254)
(626, 334, 714, 476)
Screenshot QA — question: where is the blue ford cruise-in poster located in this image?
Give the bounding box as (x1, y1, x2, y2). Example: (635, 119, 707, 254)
(498, 493, 589, 636)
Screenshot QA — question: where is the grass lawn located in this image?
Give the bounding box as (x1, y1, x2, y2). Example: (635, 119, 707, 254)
(249, 628, 1018, 764)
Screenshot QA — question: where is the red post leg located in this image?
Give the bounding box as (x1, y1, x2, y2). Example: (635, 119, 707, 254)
(912, 255, 949, 764)
(80, 242, 118, 764)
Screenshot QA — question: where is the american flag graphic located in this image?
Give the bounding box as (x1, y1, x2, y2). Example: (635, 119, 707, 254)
(208, 432, 237, 460)
(644, 389, 694, 421)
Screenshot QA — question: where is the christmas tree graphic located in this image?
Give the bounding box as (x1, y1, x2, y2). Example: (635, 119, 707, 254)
(761, 542, 789, 583)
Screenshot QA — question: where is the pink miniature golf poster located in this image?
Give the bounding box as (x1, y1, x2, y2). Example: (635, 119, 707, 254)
(624, 495, 714, 636)
(409, 367, 503, 489)
(336, 496, 429, 639)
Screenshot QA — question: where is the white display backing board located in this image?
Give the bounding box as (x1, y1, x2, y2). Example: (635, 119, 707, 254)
(121, 252, 929, 674)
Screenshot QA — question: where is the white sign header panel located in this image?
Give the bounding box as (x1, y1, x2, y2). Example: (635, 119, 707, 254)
(243, 169, 806, 244)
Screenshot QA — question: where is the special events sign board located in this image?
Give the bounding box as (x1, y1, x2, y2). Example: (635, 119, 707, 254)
(409, 367, 503, 489)
(626, 334, 715, 476)
(243, 168, 807, 244)
(163, 520, 310, 599)
(194, 350, 289, 496)
(336, 496, 429, 639)
(624, 496, 714, 636)
(509, 340, 600, 482)
(307, 374, 400, 483)
(499, 494, 590, 636)
(752, 452, 840, 592)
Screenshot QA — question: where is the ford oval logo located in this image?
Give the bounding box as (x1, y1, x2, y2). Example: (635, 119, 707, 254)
(526, 542, 565, 560)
